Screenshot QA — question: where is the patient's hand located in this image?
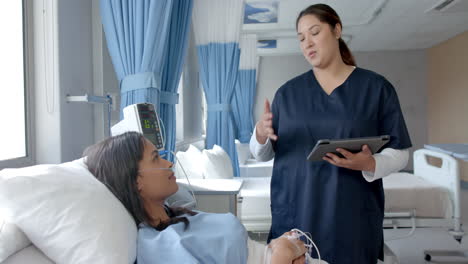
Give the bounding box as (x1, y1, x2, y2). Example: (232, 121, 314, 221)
(292, 255, 306, 264)
(269, 232, 307, 264)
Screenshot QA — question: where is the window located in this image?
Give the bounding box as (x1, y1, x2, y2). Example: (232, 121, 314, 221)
(0, 1, 34, 168)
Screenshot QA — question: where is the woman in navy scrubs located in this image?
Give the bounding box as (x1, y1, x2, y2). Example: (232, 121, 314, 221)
(250, 4, 412, 264)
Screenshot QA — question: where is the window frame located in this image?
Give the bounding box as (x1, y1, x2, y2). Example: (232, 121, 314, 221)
(0, 0, 35, 169)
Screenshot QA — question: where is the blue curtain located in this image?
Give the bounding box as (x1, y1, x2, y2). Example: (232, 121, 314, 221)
(159, 1, 193, 161)
(232, 69, 256, 143)
(100, 0, 172, 118)
(197, 43, 240, 176)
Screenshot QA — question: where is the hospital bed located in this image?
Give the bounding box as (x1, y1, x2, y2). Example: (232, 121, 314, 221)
(383, 148, 462, 237)
(2, 149, 462, 263)
(238, 148, 464, 263)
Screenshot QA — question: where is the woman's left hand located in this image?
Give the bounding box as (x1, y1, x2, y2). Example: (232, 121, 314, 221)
(323, 145, 376, 172)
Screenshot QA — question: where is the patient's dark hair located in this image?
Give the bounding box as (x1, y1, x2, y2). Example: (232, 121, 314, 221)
(84, 131, 196, 231)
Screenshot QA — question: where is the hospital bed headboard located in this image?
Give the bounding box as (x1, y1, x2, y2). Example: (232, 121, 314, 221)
(413, 148, 461, 221)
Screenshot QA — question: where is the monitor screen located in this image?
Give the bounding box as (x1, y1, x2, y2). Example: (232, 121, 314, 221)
(144, 133, 158, 146)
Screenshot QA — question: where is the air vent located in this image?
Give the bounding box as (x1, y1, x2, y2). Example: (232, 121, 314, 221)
(426, 0, 468, 13)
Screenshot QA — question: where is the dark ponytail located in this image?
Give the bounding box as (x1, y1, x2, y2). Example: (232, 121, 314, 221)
(338, 38, 356, 66)
(296, 4, 356, 66)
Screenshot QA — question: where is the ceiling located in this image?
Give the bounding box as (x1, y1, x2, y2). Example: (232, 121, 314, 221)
(242, 0, 468, 55)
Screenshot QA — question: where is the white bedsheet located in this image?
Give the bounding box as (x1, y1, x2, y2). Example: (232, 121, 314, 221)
(239, 173, 453, 231)
(383, 172, 452, 218)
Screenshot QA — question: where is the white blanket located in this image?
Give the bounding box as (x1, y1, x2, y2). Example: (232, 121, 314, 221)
(383, 172, 452, 218)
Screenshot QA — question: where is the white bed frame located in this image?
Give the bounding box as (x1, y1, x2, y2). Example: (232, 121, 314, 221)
(384, 149, 463, 241)
(383, 148, 466, 263)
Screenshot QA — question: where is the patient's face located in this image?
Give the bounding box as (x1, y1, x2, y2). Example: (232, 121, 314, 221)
(137, 139, 178, 202)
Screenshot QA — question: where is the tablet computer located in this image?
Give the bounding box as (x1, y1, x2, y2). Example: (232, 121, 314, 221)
(307, 135, 390, 162)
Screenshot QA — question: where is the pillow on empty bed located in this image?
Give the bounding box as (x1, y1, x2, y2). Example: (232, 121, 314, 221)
(175, 144, 204, 179)
(0, 159, 137, 264)
(235, 140, 251, 165)
(202, 145, 234, 179)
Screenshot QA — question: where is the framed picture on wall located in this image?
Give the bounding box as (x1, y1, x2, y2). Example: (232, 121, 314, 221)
(244, 1, 279, 24)
(257, 39, 277, 49)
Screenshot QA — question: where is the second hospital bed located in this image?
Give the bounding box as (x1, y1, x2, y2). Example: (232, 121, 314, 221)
(238, 148, 464, 262)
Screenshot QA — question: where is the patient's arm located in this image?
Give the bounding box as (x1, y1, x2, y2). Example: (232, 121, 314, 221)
(292, 255, 306, 264)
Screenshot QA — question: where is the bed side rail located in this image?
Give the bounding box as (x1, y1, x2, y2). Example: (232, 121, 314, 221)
(413, 149, 462, 234)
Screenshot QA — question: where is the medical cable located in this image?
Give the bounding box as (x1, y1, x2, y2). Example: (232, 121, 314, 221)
(291, 228, 322, 262)
(263, 228, 323, 264)
(154, 109, 196, 208)
(158, 114, 166, 151)
(170, 150, 197, 208)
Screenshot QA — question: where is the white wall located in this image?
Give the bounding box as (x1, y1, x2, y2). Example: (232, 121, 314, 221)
(58, 0, 95, 162)
(255, 50, 429, 170)
(427, 31, 468, 182)
(102, 36, 120, 126)
(34, 0, 95, 164)
(91, 0, 120, 143)
(180, 28, 204, 142)
(254, 54, 309, 121)
(356, 50, 428, 165)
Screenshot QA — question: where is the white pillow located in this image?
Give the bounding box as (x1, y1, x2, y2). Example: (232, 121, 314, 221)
(175, 144, 204, 179)
(0, 159, 137, 264)
(2, 245, 53, 264)
(235, 140, 251, 165)
(201, 145, 234, 179)
(0, 219, 31, 262)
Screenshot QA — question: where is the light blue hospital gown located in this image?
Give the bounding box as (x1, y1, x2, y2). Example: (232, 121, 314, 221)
(137, 212, 249, 264)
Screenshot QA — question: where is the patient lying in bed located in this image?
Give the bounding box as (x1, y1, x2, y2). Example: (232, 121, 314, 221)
(84, 132, 307, 264)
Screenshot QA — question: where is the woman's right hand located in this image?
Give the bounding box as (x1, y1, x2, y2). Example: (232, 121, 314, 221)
(256, 99, 278, 144)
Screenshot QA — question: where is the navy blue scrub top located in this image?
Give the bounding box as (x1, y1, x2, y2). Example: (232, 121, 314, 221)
(268, 68, 412, 264)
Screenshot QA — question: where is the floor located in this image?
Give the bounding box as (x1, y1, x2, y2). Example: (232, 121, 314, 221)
(384, 225, 468, 264)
